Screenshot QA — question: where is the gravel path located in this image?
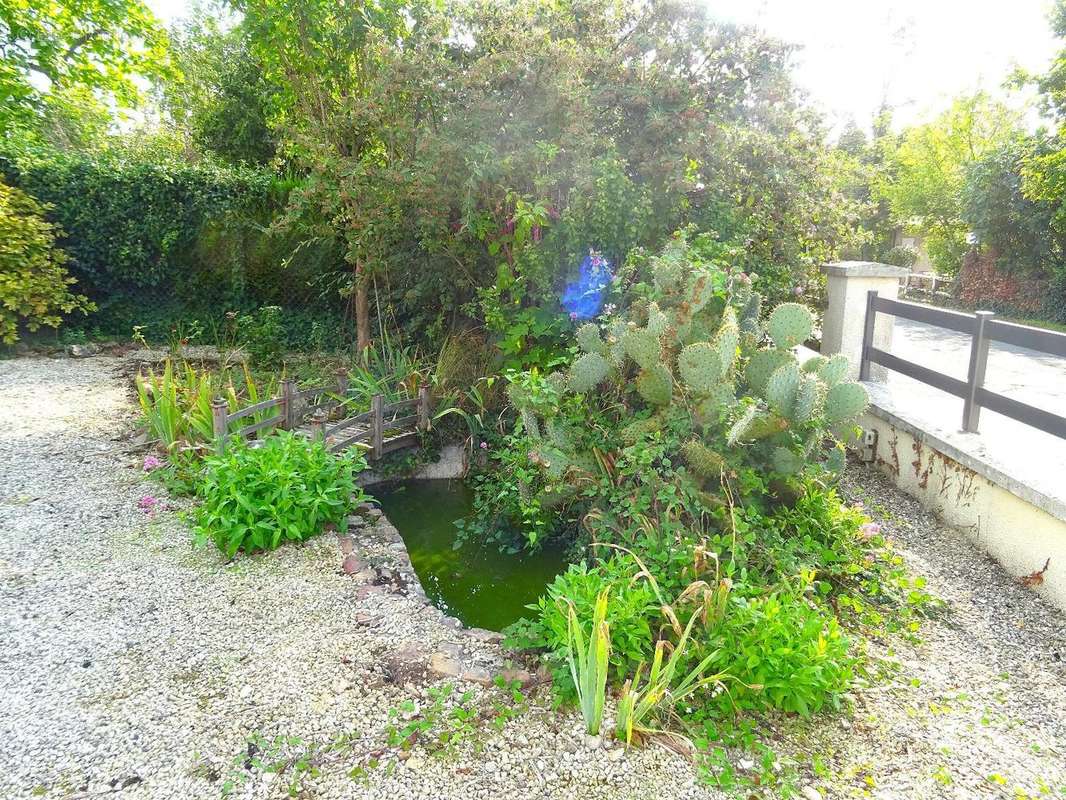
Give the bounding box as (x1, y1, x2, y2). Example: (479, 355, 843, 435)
(2, 357, 1065, 800)
(0, 357, 718, 800)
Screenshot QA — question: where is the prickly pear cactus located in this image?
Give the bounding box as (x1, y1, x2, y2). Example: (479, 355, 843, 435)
(569, 352, 610, 393)
(746, 349, 793, 394)
(767, 302, 814, 349)
(817, 354, 849, 388)
(714, 307, 740, 372)
(636, 364, 673, 406)
(792, 374, 826, 424)
(622, 328, 661, 370)
(621, 414, 663, 444)
(681, 439, 726, 478)
(771, 446, 804, 475)
(678, 342, 722, 395)
(766, 362, 800, 417)
(576, 323, 605, 355)
(825, 381, 868, 425)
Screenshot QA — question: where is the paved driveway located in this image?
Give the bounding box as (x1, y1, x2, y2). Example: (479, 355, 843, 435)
(884, 317, 1066, 508)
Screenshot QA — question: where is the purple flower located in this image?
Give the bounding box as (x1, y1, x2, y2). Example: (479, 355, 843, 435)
(142, 455, 162, 472)
(138, 496, 160, 514)
(479, 441, 488, 450)
(793, 285, 805, 297)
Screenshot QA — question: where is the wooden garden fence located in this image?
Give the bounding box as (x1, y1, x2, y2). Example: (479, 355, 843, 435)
(209, 369, 431, 459)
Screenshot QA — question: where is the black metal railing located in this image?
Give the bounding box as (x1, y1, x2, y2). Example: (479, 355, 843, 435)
(860, 292, 1066, 440)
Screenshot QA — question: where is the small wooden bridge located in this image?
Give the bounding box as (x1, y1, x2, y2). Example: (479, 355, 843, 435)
(209, 370, 431, 459)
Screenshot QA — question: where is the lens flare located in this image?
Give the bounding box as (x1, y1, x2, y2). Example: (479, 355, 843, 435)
(561, 251, 612, 320)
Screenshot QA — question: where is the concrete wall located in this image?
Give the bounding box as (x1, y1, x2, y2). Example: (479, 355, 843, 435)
(859, 397, 1066, 612)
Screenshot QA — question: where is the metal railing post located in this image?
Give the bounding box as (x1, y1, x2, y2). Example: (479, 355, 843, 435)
(962, 310, 995, 433)
(859, 290, 878, 382)
(210, 398, 229, 455)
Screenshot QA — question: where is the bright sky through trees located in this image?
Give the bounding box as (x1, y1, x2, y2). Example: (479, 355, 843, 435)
(145, 0, 1060, 134)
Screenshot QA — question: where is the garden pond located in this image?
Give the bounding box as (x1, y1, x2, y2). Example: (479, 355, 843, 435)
(371, 479, 569, 631)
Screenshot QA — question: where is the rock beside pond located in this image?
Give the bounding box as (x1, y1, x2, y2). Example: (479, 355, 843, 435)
(68, 343, 101, 358)
(428, 652, 462, 679)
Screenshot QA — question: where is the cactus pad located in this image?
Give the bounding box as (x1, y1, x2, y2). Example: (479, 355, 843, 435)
(646, 302, 670, 336)
(767, 302, 814, 349)
(621, 414, 663, 444)
(771, 446, 804, 475)
(678, 342, 722, 394)
(622, 327, 661, 370)
(745, 348, 793, 394)
(801, 355, 828, 374)
(825, 381, 868, 424)
(817, 354, 849, 387)
(792, 374, 826, 424)
(576, 323, 604, 355)
(569, 352, 610, 393)
(715, 307, 740, 372)
(635, 364, 673, 406)
(766, 362, 800, 417)
(681, 439, 725, 478)
(520, 408, 540, 439)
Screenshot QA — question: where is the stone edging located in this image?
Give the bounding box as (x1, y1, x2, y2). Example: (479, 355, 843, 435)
(335, 500, 545, 689)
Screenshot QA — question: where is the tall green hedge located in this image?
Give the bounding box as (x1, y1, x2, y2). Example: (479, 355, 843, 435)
(0, 146, 345, 338)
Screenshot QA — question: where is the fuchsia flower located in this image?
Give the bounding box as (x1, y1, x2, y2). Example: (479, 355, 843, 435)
(138, 496, 160, 514)
(142, 455, 162, 472)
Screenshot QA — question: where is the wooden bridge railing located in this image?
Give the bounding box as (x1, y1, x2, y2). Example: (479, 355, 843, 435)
(210, 370, 430, 459)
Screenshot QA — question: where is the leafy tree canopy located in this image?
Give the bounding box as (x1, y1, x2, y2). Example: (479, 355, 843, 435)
(0, 0, 171, 135)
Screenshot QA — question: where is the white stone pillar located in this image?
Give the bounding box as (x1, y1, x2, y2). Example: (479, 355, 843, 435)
(821, 261, 911, 382)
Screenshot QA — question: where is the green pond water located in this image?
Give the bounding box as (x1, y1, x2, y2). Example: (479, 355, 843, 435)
(371, 479, 569, 631)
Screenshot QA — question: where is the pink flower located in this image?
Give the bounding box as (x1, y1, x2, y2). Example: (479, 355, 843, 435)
(793, 286, 804, 296)
(138, 496, 160, 514)
(859, 521, 881, 540)
(479, 441, 488, 450)
(569, 312, 578, 321)
(142, 455, 162, 472)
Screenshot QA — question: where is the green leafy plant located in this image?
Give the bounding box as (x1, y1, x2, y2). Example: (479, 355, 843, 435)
(135, 360, 276, 452)
(615, 610, 730, 747)
(0, 177, 94, 343)
(194, 431, 365, 557)
(562, 589, 611, 735)
(504, 557, 657, 688)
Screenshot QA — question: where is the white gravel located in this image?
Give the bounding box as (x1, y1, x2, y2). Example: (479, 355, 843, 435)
(0, 356, 722, 800)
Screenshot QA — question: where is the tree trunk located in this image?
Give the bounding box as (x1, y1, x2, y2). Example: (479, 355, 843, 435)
(354, 260, 371, 355)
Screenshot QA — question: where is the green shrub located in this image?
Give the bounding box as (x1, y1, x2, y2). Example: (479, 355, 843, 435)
(504, 556, 659, 690)
(0, 177, 93, 343)
(194, 431, 366, 557)
(706, 579, 855, 717)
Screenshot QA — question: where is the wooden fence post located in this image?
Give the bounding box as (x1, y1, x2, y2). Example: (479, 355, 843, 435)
(280, 379, 296, 430)
(335, 368, 349, 397)
(370, 394, 384, 461)
(211, 398, 229, 455)
(309, 408, 327, 442)
(417, 385, 431, 432)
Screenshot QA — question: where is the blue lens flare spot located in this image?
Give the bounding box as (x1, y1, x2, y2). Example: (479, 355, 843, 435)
(561, 251, 612, 320)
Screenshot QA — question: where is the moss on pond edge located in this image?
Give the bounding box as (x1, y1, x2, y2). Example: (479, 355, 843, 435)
(370, 479, 569, 631)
